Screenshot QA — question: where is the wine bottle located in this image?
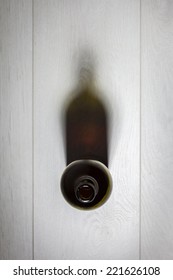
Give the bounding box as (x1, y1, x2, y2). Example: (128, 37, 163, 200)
(61, 80, 112, 210)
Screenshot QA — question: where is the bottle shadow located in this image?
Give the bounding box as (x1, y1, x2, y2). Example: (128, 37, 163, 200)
(60, 49, 120, 170)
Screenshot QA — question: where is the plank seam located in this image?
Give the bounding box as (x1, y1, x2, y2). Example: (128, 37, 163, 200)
(139, 0, 142, 260)
(32, 0, 35, 260)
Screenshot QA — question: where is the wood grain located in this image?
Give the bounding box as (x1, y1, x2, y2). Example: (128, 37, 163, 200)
(1, 0, 173, 261)
(34, 0, 140, 259)
(141, 0, 173, 259)
(0, 0, 32, 259)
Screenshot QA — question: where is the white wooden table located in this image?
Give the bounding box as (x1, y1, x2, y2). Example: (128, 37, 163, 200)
(0, 0, 173, 260)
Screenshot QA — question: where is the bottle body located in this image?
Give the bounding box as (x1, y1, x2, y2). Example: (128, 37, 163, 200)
(61, 160, 112, 210)
(61, 86, 112, 210)
(66, 89, 108, 166)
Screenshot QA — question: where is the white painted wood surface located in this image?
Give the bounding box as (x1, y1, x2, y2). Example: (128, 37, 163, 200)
(1, 0, 173, 260)
(141, 0, 173, 259)
(34, 0, 140, 259)
(0, 0, 32, 259)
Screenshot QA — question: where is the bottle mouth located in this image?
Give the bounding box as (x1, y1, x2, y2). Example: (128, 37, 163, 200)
(74, 175, 99, 203)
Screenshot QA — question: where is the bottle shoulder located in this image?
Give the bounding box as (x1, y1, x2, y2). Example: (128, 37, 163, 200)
(66, 87, 106, 116)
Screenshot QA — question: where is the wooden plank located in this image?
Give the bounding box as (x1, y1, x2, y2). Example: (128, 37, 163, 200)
(34, 0, 140, 259)
(0, 0, 32, 259)
(141, 0, 173, 259)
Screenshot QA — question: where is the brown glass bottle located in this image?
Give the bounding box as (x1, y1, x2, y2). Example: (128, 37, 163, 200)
(61, 84, 112, 210)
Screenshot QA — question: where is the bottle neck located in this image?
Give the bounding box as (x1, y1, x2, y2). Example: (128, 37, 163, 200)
(78, 67, 96, 92)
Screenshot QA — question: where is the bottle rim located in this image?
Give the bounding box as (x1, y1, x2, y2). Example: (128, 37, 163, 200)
(74, 175, 99, 203)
